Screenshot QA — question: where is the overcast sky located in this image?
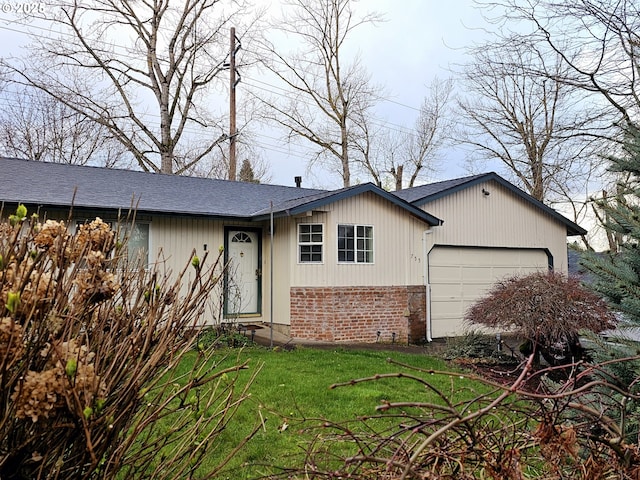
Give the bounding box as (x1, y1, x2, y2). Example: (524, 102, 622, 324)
(247, 0, 488, 188)
(0, 0, 488, 188)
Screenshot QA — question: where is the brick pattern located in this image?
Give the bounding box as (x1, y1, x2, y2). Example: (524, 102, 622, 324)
(406, 285, 427, 344)
(290, 286, 426, 344)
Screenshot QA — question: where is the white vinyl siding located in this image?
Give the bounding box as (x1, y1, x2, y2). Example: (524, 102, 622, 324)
(419, 181, 570, 273)
(290, 192, 428, 287)
(151, 217, 264, 327)
(416, 179, 573, 338)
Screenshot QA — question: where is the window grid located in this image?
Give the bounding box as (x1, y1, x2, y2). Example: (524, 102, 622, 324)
(298, 224, 323, 263)
(338, 224, 373, 263)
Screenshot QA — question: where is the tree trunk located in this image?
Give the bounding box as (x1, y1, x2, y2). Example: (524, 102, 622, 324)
(395, 164, 403, 191)
(341, 127, 350, 187)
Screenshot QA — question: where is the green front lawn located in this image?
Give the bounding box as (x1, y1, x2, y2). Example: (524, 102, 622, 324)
(192, 346, 488, 479)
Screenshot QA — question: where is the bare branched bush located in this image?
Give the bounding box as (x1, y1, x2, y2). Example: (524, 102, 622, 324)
(0, 206, 258, 479)
(465, 271, 617, 366)
(279, 354, 640, 479)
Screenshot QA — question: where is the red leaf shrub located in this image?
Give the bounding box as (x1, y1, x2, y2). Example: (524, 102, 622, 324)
(465, 271, 616, 364)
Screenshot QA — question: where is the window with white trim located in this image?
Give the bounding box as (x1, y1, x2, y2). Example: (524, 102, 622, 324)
(298, 223, 323, 263)
(125, 223, 150, 265)
(75, 220, 149, 266)
(337, 224, 373, 263)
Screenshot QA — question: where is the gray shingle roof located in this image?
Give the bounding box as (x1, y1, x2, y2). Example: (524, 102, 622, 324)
(0, 157, 441, 225)
(395, 172, 587, 236)
(253, 183, 443, 225)
(0, 158, 581, 234)
(393, 174, 487, 203)
(0, 157, 325, 218)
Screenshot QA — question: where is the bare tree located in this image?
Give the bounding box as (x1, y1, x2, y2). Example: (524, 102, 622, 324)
(0, 86, 130, 167)
(179, 134, 271, 182)
(397, 78, 453, 189)
(483, 0, 640, 127)
(352, 78, 452, 191)
(2, 0, 252, 175)
(255, 0, 383, 187)
(457, 38, 606, 204)
(469, 0, 640, 250)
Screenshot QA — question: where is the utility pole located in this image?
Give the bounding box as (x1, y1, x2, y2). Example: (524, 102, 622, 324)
(228, 27, 240, 181)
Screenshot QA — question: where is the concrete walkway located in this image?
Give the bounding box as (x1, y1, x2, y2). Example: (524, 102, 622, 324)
(248, 323, 294, 348)
(246, 322, 445, 354)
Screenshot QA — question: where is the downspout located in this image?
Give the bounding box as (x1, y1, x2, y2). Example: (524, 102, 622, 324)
(269, 201, 274, 348)
(423, 228, 435, 342)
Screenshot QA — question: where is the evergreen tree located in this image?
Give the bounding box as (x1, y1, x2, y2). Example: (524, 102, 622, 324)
(581, 124, 640, 324)
(238, 159, 260, 183)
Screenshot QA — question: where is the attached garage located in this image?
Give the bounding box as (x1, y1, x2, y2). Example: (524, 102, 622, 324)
(395, 172, 587, 339)
(428, 246, 550, 337)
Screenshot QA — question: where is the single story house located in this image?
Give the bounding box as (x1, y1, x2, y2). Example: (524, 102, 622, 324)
(0, 158, 585, 343)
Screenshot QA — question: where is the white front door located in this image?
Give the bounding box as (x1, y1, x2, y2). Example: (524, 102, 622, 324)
(226, 229, 260, 315)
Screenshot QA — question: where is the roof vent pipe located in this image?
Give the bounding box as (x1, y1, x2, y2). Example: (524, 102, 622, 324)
(294, 176, 302, 188)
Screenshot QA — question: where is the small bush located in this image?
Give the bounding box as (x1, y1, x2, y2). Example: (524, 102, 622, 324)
(465, 271, 617, 365)
(195, 326, 253, 349)
(443, 330, 502, 360)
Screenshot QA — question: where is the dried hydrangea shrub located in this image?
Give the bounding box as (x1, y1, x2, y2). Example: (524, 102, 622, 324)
(73, 265, 118, 305)
(21, 271, 56, 313)
(11, 367, 65, 422)
(73, 218, 114, 259)
(34, 219, 68, 249)
(11, 338, 106, 423)
(0, 316, 25, 368)
(0, 205, 240, 480)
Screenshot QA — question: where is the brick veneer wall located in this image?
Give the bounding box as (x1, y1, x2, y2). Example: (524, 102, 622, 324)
(290, 285, 427, 344)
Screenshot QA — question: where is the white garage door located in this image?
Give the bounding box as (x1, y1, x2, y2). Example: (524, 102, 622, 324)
(428, 247, 549, 337)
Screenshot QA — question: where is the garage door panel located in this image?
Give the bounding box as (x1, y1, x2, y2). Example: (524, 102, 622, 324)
(431, 284, 460, 299)
(430, 265, 462, 282)
(429, 247, 548, 337)
(463, 267, 494, 282)
(492, 266, 522, 277)
(464, 283, 493, 297)
(494, 265, 543, 278)
(431, 299, 463, 317)
(492, 253, 523, 266)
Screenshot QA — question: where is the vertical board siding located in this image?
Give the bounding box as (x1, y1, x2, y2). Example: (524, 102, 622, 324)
(290, 192, 429, 287)
(268, 216, 294, 328)
(152, 216, 229, 326)
(153, 217, 280, 327)
(422, 181, 569, 273)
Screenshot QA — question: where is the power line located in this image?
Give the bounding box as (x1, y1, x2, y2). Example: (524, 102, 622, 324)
(242, 45, 424, 114)
(242, 76, 419, 137)
(0, 18, 427, 123)
(0, 90, 323, 161)
(0, 15, 436, 162)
